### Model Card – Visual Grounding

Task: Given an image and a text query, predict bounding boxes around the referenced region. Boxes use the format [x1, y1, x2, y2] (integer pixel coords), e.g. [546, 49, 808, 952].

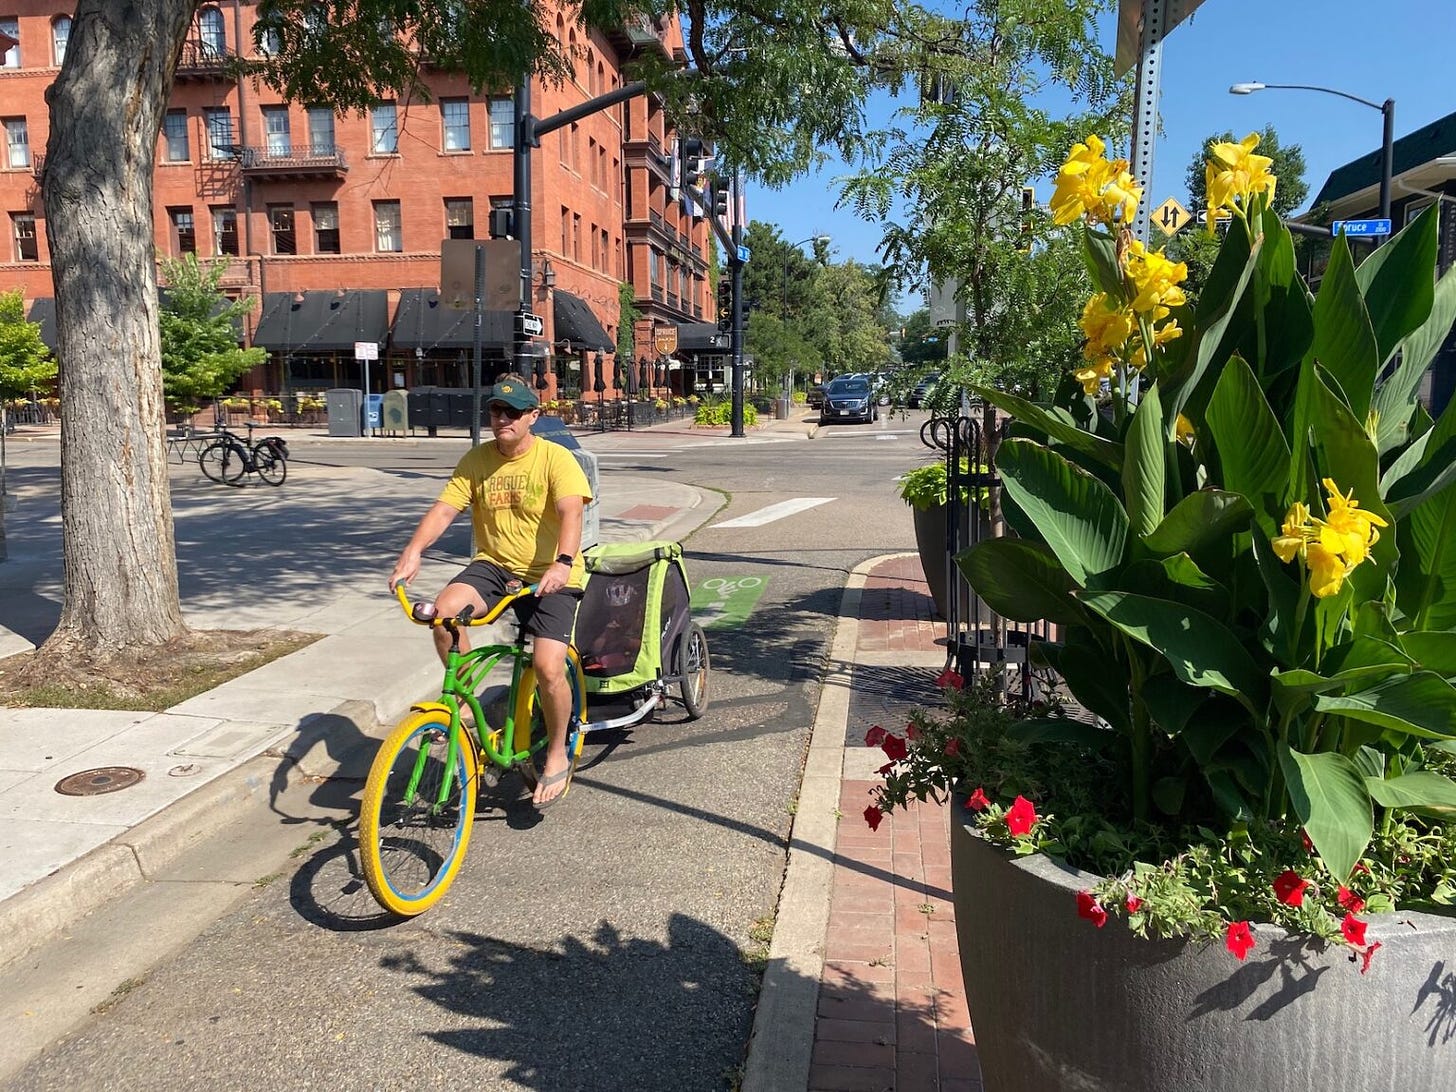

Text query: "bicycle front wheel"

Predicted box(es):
[251, 441, 287, 486]
[198, 440, 245, 485]
[360, 710, 478, 916]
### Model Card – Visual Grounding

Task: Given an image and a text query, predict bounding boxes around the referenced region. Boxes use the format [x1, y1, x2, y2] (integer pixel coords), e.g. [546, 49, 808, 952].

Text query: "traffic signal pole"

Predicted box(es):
[729, 184, 746, 438]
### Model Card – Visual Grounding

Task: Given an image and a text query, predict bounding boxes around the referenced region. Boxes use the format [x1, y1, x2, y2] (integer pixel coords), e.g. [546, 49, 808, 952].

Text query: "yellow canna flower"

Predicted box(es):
[1272, 501, 1313, 563]
[1079, 293, 1135, 360]
[1205, 133, 1277, 218]
[1322, 477, 1387, 533]
[1174, 413, 1196, 446]
[1130, 318, 1182, 371]
[1305, 539, 1351, 599]
[1125, 241, 1188, 318]
[1050, 135, 1142, 227]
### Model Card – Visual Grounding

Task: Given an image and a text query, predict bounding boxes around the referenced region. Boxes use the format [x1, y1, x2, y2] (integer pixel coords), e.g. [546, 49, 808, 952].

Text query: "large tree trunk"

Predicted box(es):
[41, 2, 195, 653]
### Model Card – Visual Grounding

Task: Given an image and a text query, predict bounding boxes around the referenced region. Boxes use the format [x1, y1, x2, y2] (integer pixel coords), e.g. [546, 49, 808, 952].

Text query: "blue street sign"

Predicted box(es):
[737, 244, 751, 263]
[1331, 218, 1392, 238]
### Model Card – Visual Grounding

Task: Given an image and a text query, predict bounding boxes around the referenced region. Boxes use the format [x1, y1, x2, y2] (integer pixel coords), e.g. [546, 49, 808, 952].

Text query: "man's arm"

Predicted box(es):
[389, 500, 462, 590]
[535, 494, 584, 595]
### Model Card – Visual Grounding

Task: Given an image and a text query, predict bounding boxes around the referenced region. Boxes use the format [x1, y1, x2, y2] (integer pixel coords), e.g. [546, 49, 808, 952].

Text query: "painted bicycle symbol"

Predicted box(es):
[700, 576, 763, 598]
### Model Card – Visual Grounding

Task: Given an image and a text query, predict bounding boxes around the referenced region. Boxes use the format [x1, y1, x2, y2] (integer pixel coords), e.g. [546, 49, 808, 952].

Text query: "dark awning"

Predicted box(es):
[553, 290, 613, 351]
[26, 298, 57, 351]
[389, 288, 513, 351]
[250, 290, 388, 352]
[677, 322, 729, 353]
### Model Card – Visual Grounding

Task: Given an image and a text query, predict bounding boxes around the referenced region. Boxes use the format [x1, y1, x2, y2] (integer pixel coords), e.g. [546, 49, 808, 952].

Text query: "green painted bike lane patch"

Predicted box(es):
[690, 575, 768, 629]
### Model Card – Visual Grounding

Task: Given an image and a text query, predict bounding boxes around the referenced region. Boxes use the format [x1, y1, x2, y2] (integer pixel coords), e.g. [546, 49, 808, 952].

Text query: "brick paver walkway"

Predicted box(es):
[808, 555, 983, 1091]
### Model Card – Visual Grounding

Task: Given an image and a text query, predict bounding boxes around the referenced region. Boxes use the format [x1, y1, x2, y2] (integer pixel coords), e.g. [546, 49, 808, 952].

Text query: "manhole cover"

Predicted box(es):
[55, 766, 146, 796]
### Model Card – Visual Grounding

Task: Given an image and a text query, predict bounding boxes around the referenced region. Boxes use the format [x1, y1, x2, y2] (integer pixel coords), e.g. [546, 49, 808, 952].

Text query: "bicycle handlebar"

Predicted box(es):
[392, 581, 539, 628]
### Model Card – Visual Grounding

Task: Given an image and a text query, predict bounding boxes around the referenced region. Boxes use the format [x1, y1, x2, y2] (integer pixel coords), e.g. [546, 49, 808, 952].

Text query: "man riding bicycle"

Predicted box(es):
[389, 375, 592, 807]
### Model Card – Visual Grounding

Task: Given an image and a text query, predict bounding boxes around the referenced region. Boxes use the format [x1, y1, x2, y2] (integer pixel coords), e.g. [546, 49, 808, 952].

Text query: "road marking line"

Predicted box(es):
[592, 451, 669, 458]
[711, 497, 834, 528]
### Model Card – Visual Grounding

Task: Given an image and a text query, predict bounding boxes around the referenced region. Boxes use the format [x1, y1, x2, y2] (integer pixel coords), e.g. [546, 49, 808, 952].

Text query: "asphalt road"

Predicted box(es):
[1, 411, 939, 1090]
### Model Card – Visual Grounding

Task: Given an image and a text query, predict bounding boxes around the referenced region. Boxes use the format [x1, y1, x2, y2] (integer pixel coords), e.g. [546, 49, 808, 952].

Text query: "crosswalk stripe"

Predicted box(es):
[711, 497, 834, 528]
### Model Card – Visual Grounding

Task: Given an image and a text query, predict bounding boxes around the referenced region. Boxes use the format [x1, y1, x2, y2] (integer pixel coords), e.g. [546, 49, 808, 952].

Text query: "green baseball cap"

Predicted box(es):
[486, 377, 540, 411]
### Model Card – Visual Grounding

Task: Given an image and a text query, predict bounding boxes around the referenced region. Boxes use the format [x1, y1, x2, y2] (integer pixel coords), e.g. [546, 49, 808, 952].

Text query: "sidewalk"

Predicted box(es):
[743, 553, 981, 1091]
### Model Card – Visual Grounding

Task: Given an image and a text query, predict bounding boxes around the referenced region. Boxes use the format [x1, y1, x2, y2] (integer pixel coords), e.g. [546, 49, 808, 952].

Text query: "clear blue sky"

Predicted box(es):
[748, 0, 1455, 315]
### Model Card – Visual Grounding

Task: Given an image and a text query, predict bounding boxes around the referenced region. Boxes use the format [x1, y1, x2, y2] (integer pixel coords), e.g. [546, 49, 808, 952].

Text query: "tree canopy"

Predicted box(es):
[158, 255, 266, 417]
[0, 289, 56, 403]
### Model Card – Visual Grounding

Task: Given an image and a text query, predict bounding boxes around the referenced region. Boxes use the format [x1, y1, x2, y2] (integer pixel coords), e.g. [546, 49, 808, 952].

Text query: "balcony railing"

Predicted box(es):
[237, 144, 349, 179]
[605, 16, 670, 59]
[176, 37, 233, 79]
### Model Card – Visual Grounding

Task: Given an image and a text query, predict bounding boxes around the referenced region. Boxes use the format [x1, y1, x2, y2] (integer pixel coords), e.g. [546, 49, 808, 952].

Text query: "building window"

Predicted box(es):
[313, 202, 339, 253]
[374, 200, 401, 252]
[572, 213, 581, 261]
[561, 206, 569, 252]
[269, 205, 296, 255]
[370, 102, 398, 154]
[441, 98, 470, 152]
[649, 248, 659, 285]
[262, 106, 291, 156]
[169, 207, 197, 255]
[198, 7, 225, 57]
[0, 18, 18, 68]
[4, 118, 29, 168]
[488, 96, 512, 150]
[445, 197, 473, 240]
[257, 25, 281, 56]
[12, 213, 37, 262]
[52, 16, 70, 65]
[162, 110, 189, 162]
[601, 229, 609, 272]
[212, 206, 237, 256]
[307, 107, 335, 155]
[204, 107, 234, 159]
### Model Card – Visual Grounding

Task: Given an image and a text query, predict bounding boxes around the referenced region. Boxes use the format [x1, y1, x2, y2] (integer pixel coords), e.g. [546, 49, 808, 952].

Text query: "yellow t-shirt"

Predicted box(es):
[438, 437, 593, 587]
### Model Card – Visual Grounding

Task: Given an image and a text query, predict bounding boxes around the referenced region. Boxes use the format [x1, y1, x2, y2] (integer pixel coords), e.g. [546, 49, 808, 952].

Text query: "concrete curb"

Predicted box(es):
[0, 696, 381, 973]
[739, 552, 915, 1092]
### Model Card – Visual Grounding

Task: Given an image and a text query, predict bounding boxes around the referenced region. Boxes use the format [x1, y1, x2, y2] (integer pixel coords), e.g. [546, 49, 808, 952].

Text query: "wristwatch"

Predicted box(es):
[555, 553, 574, 566]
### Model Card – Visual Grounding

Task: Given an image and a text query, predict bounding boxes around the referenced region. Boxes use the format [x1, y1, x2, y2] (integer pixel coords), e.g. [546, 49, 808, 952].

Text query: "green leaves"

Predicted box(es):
[1353, 202, 1440, 364]
[996, 438, 1128, 585]
[1122, 383, 1166, 537]
[1312, 672, 1456, 740]
[1311, 236, 1379, 421]
[1205, 354, 1290, 533]
[1279, 745, 1371, 882]
[955, 539, 1082, 625]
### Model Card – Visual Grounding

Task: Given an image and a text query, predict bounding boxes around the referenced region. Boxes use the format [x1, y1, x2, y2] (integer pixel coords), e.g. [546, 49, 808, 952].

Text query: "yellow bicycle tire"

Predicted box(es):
[360, 709, 478, 916]
[514, 666, 586, 797]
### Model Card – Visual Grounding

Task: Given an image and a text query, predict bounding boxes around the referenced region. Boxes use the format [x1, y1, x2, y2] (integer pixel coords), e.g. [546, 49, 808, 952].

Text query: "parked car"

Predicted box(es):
[818, 375, 878, 425]
[908, 373, 942, 408]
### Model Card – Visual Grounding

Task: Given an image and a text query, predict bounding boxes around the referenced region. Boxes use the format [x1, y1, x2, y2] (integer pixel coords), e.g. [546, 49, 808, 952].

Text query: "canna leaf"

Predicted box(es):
[996, 439, 1128, 586]
[1279, 745, 1372, 882]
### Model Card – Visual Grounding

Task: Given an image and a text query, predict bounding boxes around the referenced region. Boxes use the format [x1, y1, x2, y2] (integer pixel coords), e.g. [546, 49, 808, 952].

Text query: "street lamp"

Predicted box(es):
[1229, 81, 1394, 226]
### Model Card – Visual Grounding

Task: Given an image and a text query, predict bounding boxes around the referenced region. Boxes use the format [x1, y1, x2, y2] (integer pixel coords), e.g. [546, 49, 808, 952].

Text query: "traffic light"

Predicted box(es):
[713, 182, 730, 222]
[716, 279, 732, 332]
[680, 137, 705, 188]
[1019, 186, 1035, 252]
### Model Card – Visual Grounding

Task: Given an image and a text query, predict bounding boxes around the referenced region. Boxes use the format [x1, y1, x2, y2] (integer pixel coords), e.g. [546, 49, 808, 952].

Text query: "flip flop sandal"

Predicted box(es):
[533, 767, 572, 809]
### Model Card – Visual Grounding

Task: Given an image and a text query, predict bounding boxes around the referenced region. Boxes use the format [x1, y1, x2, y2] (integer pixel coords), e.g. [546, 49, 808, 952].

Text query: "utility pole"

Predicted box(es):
[729, 172, 746, 438]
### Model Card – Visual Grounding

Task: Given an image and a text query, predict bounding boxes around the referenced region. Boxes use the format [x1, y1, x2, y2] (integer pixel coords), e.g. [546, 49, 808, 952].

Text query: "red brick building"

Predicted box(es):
[0, 2, 718, 404]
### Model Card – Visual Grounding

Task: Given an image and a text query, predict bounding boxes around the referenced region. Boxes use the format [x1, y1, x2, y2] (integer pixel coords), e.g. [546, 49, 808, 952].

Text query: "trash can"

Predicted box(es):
[382, 390, 409, 435]
[774, 396, 791, 420]
[326, 388, 362, 437]
[364, 393, 383, 434]
[533, 416, 598, 547]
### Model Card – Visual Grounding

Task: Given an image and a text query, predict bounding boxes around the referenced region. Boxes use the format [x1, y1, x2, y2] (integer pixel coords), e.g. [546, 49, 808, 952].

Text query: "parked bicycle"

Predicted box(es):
[197, 423, 289, 486]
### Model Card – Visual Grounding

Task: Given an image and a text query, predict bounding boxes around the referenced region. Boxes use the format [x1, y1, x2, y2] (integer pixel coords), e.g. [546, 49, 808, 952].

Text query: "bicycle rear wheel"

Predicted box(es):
[251, 441, 287, 485]
[199, 439, 245, 485]
[360, 710, 478, 916]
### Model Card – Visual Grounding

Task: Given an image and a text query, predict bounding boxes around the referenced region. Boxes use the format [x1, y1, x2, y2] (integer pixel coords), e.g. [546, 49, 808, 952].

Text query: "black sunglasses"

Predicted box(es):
[488, 404, 530, 419]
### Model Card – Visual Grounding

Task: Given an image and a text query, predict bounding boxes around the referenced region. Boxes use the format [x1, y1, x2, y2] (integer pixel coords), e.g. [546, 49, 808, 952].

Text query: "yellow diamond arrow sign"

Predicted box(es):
[1154, 196, 1192, 237]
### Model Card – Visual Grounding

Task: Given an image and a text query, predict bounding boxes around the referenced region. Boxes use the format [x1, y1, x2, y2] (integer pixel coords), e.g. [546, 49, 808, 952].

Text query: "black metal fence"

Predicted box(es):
[924, 399, 1050, 700]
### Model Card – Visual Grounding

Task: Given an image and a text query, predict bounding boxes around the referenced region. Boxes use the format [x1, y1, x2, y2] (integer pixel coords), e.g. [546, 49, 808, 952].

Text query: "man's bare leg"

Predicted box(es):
[430, 583, 486, 665]
[531, 637, 573, 805]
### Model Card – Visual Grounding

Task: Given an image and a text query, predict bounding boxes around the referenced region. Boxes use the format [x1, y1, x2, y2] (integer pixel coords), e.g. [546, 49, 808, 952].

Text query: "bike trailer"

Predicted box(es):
[575, 540, 692, 697]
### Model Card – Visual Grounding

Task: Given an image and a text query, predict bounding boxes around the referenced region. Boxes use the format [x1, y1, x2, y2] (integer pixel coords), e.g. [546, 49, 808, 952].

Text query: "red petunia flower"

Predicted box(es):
[865, 725, 887, 748]
[1005, 795, 1038, 837]
[1353, 861, 1371, 874]
[905, 722, 919, 741]
[1272, 869, 1311, 907]
[944, 738, 962, 759]
[1340, 912, 1368, 947]
[881, 733, 908, 762]
[935, 667, 965, 690]
[864, 805, 883, 831]
[1359, 941, 1382, 975]
[1300, 830, 1314, 854]
[1126, 894, 1144, 914]
[1336, 886, 1366, 914]
[1225, 920, 1256, 961]
[965, 787, 990, 812]
[1076, 891, 1108, 928]
[877, 762, 895, 777]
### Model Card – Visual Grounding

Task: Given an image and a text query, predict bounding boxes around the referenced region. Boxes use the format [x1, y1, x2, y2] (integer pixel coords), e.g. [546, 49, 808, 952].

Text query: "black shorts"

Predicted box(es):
[447, 559, 582, 645]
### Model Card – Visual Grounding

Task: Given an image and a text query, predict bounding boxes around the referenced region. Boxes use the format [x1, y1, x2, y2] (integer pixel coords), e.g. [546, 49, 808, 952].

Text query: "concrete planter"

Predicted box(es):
[950, 795, 1456, 1091]
[911, 503, 988, 619]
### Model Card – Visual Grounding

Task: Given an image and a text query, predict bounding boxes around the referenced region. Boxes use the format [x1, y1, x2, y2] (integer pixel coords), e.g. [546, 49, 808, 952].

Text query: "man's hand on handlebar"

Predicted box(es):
[535, 560, 571, 597]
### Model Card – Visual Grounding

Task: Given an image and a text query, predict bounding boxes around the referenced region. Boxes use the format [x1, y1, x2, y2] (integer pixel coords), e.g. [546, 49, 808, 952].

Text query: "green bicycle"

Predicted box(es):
[360, 581, 588, 917]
